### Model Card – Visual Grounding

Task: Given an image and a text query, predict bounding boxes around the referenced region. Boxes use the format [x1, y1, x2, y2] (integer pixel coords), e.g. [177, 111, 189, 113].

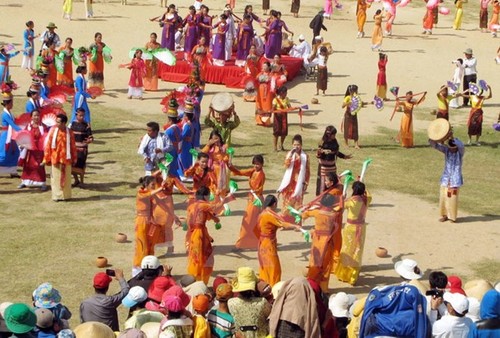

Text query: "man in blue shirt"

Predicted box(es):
[429, 134, 465, 223]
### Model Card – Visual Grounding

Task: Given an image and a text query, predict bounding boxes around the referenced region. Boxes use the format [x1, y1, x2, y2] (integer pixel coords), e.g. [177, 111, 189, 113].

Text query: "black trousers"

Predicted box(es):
[463, 74, 477, 106]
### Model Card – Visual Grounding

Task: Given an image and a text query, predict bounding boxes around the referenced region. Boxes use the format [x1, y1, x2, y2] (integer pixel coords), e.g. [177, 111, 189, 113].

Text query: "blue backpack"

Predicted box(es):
[359, 284, 430, 338]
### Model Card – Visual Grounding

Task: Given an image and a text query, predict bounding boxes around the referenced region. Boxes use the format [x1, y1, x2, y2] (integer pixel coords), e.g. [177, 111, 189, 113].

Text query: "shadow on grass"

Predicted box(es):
[458, 214, 500, 223]
[78, 181, 136, 192]
[69, 194, 133, 201]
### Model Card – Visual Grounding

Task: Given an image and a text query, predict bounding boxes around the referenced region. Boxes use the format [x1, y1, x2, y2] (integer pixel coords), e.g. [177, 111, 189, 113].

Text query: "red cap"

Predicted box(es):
[93, 272, 112, 289]
[447, 275, 466, 296]
[148, 277, 175, 302]
[212, 276, 228, 291]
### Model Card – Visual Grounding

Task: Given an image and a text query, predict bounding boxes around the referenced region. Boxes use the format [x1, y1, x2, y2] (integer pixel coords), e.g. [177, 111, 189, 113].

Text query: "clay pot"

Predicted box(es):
[311, 98, 319, 104]
[115, 233, 127, 243]
[96, 256, 108, 268]
[375, 247, 388, 258]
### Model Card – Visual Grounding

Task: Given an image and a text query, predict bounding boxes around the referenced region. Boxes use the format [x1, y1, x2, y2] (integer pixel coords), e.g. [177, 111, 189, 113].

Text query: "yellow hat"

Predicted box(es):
[232, 267, 257, 292]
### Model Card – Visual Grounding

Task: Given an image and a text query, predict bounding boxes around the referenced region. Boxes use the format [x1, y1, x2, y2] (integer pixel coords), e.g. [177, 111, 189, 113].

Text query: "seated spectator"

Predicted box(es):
[35, 308, 56, 338]
[55, 330, 74, 338]
[448, 275, 466, 295]
[228, 267, 271, 337]
[122, 287, 148, 316]
[207, 283, 235, 338]
[3, 303, 37, 338]
[118, 328, 147, 338]
[79, 270, 130, 331]
[0, 302, 13, 338]
[33, 283, 72, 331]
[426, 271, 448, 325]
[128, 256, 170, 292]
[289, 34, 311, 60]
[159, 286, 191, 316]
[180, 275, 208, 314]
[394, 258, 423, 283]
[158, 296, 193, 338]
[268, 277, 322, 337]
[466, 297, 481, 323]
[468, 289, 500, 337]
[256, 280, 273, 304]
[192, 294, 210, 337]
[329, 292, 356, 338]
[432, 292, 473, 337]
[73, 321, 115, 338]
[145, 276, 175, 312]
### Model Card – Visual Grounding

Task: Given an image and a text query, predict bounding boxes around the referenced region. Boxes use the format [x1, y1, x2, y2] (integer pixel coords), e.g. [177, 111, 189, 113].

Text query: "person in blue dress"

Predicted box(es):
[0, 89, 21, 176]
[177, 98, 195, 179]
[25, 86, 44, 114]
[163, 99, 181, 178]
[71, 65, 94, 124]
[22, 21, 37, 70]
[0, 45, 21, 86]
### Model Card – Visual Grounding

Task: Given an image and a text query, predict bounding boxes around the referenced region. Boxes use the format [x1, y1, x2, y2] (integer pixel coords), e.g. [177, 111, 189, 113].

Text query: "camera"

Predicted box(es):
[425, 289, 444, 298]
[105, 269, 116, 277]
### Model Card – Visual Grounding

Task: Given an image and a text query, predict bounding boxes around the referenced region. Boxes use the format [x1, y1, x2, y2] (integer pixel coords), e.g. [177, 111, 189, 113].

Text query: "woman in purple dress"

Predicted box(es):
[244, 5, 262, 30]
[236, 15, 254, 67]
[264, 11, 293, 59]
[183, 6, 199, 60]
[212, 14, 229, 66]
[198, 5, 212, 47]
[159, 4, 179, 50]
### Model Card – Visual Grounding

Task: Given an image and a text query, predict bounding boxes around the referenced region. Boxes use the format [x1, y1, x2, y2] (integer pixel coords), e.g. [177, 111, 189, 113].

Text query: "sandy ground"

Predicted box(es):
[1, 0, 499, 296]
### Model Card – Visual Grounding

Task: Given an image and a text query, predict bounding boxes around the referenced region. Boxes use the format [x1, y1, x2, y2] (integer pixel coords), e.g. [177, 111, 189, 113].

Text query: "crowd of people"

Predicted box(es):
[0, 256, 499, 337]
[0, 0, 499, 337]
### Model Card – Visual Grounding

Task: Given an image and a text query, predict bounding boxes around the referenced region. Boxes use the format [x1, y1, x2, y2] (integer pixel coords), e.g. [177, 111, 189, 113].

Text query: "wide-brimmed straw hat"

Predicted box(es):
[46, 22, 58, 29]
[463, 48, 473, 55]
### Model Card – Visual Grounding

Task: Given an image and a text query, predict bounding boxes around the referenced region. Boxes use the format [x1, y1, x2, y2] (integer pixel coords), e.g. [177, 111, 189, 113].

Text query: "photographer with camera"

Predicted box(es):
[79, 269, 130, 332]
[426, 271, 448, 325]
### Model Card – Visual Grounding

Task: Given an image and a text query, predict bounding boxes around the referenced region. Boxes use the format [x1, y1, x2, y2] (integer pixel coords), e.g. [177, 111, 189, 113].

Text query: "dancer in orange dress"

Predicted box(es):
[394, 91, 427, 148]
[184, 152, 217, 196]
[41, 40, 58, 88]
[201, 130, 230, 199]
[277, 134, 310, 223]
[57, 37, 74, 87]
[133, 175, 164, 276]
[356, 0, 370, 38]
[88, 32, 111, 89]
[187, 186, 220, 284]
[151, 171, 191, 255]
[422, 0, 437, 34]
[144, 32, 161, 91]
[229, 155, 266, 250]
[302, 194, 340, 292]
[256, 195, 301, 286]
[255, 62, 274, 127]
[371, 9, 384, 51]
[190, 37, 209, 81]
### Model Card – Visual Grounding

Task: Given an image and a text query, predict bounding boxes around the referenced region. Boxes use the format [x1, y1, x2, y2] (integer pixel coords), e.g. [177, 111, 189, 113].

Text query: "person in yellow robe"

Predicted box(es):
[395, 91, 427, 148]
[335, 181, 372, 285]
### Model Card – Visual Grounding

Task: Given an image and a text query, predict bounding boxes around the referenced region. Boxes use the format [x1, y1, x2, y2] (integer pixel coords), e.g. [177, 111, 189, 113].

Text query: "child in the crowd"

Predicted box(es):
[272, 86, 291, 152]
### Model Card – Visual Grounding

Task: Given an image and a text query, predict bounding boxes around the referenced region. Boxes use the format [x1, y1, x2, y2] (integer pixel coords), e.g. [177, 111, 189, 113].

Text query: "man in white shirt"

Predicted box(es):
[432, 292, 473, 338]
[39, 22, 61, 50]
[224, 6, 237, 61]
[462, 48, 477, 107]
[289, 34, 311, 60]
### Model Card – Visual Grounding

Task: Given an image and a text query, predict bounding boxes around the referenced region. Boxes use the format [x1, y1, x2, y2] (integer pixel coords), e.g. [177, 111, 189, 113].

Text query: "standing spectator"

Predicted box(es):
[39, 23, 61, 50]
[70, 109, 93, 186]
[3, 303, 37, 338]
[80, 270, 130, 332]
[462, 48, 477, 107]
[137, 122, 167, 176]
[432, 292, 473, 337]
[429, 133, 464, 223]
[207, 284, 235, 338]
[43, 114, 77, 202]
[468, 289, 500, 336]
[310, 10, 327, 44]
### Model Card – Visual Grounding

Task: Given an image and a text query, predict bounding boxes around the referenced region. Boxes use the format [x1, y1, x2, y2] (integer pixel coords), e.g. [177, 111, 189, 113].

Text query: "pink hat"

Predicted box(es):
[163, 296, 184, 313]
[160, 286, 190, 309]
[447, 276, 466, 296]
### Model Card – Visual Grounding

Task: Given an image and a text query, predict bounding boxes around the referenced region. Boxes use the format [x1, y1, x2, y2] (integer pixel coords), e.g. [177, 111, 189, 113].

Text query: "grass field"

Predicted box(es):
[0, 96, 498, 326]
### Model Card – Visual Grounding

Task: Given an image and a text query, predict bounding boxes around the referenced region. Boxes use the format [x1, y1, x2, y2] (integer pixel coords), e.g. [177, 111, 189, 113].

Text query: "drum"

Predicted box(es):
[427, 118, 451, 143]
[210, 92, 234, 119]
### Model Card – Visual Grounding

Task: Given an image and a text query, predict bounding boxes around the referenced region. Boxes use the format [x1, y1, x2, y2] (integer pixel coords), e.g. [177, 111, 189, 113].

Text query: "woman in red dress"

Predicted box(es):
[376, 53, 388, 100]
[18, 110, 48, 191]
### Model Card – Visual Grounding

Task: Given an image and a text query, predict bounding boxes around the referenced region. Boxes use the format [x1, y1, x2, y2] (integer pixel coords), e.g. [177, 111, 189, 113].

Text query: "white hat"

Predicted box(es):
[443, 291, 469, 315]
[298, 34, 305, 41]
[122, 286, 148, 308]
[271, 281, 285, 300]
[466, 297, 480, 322]
[141, 256, 160, 270]
[328, 292, 356, 318]
[314, 35, 323, 41]
[394, 259, 423, 280]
